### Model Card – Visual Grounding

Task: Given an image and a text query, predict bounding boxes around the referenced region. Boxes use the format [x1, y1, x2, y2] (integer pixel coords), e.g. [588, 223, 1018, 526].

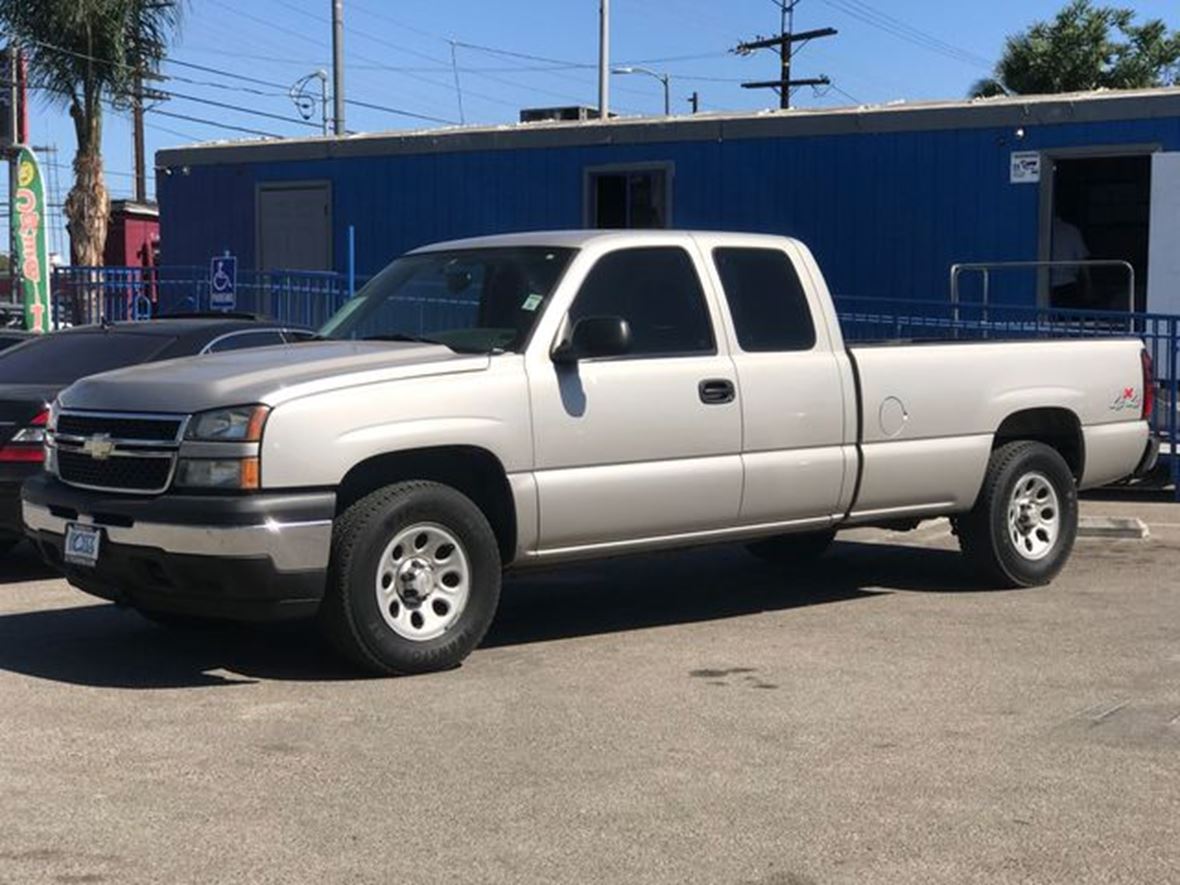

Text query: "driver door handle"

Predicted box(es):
[698, 378, 736, 405]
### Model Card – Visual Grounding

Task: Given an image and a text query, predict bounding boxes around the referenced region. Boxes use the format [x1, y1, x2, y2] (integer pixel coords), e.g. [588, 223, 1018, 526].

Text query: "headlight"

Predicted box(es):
[175, 457, 260, 490]
[186, 405, 270, 442]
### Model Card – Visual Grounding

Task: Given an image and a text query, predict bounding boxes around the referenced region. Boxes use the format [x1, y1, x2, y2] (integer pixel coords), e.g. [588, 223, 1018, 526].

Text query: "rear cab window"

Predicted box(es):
[712, 247, 817, 352]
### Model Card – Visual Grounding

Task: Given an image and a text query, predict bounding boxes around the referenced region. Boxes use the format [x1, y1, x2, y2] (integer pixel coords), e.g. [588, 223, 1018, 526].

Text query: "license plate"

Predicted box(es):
[64, 523, 101, 567]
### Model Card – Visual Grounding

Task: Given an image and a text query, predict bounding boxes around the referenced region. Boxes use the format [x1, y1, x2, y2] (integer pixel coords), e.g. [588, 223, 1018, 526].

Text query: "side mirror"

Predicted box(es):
[553, 316, 631, 364]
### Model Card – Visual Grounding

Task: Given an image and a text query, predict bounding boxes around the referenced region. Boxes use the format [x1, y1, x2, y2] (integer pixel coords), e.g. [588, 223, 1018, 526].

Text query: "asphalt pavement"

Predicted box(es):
[0, 499, 1177, 884]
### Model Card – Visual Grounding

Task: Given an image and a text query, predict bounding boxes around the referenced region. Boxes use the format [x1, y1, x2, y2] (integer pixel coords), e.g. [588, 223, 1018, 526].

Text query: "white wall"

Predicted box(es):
[1147, 152, 1180, 315]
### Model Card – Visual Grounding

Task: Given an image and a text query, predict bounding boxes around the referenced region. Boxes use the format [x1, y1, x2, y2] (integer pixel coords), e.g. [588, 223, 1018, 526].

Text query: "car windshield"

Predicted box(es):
[320, 247, 577, 353]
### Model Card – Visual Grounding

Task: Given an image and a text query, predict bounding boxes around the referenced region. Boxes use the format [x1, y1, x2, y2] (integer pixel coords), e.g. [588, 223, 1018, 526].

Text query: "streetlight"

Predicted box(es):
[612, 65, 671, 116]
[290, 69, 330, 135]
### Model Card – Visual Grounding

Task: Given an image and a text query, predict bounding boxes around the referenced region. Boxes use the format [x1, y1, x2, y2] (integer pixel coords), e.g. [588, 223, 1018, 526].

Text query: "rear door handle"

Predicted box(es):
[699, 378, 736, 405]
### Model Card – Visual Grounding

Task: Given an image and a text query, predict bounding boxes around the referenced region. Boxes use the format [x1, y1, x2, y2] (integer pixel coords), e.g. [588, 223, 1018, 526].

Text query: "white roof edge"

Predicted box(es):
[410, 229, 799, 252]
[157, 86, 1180, 154]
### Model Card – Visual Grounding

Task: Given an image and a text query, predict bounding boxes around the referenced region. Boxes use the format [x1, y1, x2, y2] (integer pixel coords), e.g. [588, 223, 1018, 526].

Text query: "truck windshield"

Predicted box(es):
[321, 247, 577, 353]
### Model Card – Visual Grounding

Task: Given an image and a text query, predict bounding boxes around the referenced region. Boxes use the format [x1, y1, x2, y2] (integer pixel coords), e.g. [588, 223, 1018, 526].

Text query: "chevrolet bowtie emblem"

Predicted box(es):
[81, 433, 116, 460]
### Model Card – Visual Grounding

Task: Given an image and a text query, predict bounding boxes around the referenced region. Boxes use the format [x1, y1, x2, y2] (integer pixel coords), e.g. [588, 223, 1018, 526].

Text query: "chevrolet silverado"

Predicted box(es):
[23, 231, 1157, 674]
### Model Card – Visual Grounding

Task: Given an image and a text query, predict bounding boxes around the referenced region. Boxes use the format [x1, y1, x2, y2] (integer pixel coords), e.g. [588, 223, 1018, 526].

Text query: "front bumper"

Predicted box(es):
[23, 473, 335, 621]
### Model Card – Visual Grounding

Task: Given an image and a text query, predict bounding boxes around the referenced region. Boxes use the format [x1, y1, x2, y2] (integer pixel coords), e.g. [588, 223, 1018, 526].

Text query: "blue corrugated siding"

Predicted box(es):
[158, 115, 1180, 307]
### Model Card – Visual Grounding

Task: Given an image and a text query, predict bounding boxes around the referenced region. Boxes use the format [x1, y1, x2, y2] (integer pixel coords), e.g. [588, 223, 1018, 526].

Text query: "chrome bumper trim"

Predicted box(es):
[1134, 435, 1161, 478]
[23, 501, 331, 572]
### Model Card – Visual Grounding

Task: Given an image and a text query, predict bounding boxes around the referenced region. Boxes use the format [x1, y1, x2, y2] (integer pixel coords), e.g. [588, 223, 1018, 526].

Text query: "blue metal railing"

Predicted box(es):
[49, 265, 367, 329]
[836, 295, 1179, 494]
[40, 269, 1180, 493]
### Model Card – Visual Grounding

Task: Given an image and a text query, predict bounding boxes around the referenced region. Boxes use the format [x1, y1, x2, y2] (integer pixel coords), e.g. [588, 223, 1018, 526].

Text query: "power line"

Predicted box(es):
[148, 108, 282, 138]
[162, 87, 320, 128]
[817, 0, 992, 70]
[42, 159, 141, 180]
[147, 121, 204, 141]
[827, 83, 863, 104]
[19, 35, 314, 131]
[164, 60, 456, 125]
[215, 0, 514, 118]
[21, 31, 458, 132]
[174, 45, 328, 68]
[272, 0, 651, 114]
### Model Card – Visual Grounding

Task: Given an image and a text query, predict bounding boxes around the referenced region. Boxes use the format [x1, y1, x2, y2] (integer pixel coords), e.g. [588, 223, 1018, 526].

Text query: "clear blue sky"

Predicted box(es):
[12, 0, 1180, 258]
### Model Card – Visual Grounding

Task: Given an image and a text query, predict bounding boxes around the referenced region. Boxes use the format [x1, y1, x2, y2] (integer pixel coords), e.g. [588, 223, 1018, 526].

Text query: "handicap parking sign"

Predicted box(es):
[210, 255, 237, 311]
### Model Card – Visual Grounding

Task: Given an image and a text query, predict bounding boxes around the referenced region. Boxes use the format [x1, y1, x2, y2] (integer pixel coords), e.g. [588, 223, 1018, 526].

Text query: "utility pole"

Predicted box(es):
[132, 66, 146, 202]
[331, 0, 345, 135]
[688, 91, 699, 114]
[735, 1, 836, 109]
[597, 0, 609, 119]
[129, 68, 166, 202]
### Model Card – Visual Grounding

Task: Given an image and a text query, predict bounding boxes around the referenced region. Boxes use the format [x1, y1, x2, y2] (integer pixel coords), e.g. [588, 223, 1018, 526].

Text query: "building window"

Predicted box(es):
[586, 166, 670, 229]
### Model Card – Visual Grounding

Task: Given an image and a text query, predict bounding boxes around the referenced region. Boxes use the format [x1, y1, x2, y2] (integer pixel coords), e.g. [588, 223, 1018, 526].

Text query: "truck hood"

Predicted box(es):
[58, 340, 490, 414]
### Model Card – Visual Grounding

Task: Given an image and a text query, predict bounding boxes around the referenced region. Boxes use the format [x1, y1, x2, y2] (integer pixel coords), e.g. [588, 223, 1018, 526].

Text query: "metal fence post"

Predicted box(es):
[348, 224, 356, 297]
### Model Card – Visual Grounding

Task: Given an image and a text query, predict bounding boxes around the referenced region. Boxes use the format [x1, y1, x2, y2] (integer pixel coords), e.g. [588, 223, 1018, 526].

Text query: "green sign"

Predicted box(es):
[11, 146, 51, 333]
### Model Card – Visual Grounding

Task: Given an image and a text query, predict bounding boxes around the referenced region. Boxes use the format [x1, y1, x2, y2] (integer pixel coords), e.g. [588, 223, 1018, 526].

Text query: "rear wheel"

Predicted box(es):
[0, 533, 21, 555]
[747, 529, 837, 566]
[318, 481, 501, 676]
[956, 441, 1078, 588]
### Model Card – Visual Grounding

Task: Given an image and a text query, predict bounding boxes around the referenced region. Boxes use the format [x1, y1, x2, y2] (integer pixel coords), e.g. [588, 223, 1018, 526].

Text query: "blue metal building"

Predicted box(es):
[156, 88, 1180, 314]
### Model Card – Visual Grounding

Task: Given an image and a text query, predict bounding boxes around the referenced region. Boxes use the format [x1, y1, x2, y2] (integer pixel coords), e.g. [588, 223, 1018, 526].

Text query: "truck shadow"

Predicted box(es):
[0, 541, 988, 689]
[485, 540, 988, 647]
[0, 541, 63, 585]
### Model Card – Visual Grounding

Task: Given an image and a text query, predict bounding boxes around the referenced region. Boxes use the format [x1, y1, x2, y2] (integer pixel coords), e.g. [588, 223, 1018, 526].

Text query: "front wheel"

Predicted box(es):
[318, 481, 502, 676]
[956, 441, 1078, 588]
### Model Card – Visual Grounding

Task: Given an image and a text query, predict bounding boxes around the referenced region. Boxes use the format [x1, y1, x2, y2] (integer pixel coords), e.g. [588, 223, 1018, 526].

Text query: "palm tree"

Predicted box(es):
[0, 0, 183, 266]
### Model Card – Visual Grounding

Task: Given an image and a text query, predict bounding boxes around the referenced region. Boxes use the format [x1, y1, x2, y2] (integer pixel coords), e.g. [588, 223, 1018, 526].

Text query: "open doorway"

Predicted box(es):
[1048, 155, 1151, 312]
[585, 164, 671, 229]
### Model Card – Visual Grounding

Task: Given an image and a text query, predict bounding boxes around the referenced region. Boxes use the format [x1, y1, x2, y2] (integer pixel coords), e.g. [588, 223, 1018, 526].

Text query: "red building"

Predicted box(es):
[104, 200, 159, 269]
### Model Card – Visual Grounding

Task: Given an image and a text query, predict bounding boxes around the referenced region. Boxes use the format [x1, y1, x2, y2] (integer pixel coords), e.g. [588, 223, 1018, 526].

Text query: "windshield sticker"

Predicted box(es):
[521, 293, 544, 312]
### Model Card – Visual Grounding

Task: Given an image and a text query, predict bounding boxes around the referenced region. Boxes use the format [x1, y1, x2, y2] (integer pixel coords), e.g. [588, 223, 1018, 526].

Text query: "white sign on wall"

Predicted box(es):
[1010, 151, 1042, 184]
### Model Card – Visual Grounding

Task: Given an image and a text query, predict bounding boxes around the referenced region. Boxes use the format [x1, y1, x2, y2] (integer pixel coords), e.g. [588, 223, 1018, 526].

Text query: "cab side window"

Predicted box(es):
[713, 248, 817, 352]
[569, 247, 714, 357]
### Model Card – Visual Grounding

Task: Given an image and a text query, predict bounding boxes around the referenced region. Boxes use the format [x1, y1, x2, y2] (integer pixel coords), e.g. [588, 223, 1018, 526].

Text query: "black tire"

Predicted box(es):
[956, 441, 1078, 588]
[136, 609, 228, 630]
[318, 481, 501, 676]
[747, 529, 837, 566]
[0, 533, 21, 555]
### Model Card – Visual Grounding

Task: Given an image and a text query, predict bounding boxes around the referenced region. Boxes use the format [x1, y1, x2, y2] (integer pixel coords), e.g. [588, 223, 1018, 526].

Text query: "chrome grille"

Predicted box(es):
[52, 410, 186, 494]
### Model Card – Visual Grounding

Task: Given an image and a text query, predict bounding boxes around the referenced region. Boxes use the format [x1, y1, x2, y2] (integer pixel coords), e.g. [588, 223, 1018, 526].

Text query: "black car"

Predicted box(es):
[0, 329, 32, 352]
[0, 317, 314, 551]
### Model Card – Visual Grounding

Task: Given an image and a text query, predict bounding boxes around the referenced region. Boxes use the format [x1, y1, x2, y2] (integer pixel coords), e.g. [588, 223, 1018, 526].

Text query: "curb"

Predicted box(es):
[1077, 517, 1150, 540]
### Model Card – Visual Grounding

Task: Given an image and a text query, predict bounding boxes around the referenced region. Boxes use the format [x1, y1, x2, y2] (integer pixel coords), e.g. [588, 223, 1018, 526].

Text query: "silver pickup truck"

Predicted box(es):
[23, 231, 1156, 674]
